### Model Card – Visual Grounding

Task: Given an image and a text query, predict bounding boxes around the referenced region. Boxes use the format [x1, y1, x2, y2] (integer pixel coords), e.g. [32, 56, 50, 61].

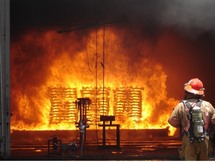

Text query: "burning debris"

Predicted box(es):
[48, 87, 77, 125]
[10, 28, 178, 136]
[48, 86, 144, 128]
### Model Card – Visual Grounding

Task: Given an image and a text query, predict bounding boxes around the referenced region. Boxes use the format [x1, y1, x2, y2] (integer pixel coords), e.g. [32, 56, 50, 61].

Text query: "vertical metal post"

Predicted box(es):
[0, 0, 10, 159]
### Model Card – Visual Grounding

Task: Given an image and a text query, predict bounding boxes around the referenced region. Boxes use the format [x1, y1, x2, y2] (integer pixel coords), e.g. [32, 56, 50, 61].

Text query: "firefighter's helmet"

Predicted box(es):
[184, 78, 205, 95]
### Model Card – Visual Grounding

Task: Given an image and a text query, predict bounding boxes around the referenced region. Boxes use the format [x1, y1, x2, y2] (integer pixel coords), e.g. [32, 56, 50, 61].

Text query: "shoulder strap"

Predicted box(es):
[181, 100, 192, 110]
[196, 99, 202, 107]
[181, 99, 202, 109]
[181, 100, 192, 120]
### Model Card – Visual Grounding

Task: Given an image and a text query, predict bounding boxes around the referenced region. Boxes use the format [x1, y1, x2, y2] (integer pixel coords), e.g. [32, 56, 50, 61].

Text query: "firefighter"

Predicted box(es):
[168, 78, 215, 160]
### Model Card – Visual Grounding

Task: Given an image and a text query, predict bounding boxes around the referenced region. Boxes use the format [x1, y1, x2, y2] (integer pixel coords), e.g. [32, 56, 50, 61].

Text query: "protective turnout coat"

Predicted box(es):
[168, 99, 215, 132]
[168, 98, 215, 160]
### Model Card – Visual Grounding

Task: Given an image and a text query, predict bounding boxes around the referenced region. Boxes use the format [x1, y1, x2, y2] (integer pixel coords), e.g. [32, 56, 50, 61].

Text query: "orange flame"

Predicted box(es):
[11, 27, 178, 136]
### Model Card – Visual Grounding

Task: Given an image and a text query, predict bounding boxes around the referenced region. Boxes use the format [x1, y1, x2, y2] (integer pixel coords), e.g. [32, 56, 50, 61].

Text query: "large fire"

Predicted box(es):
[10, 27, 178, 135]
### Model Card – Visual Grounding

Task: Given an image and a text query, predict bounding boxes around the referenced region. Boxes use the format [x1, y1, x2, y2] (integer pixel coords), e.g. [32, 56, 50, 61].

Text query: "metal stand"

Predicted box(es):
[98, 115, 120, 148]
[75, 98, 91, 156]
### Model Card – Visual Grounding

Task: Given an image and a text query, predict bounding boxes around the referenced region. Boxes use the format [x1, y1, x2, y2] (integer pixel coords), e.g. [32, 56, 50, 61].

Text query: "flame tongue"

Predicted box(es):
[11, 28, 177, 136]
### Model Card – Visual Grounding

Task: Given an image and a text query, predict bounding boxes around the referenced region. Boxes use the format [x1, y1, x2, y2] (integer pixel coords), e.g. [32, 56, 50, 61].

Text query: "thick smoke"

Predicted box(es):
[161, 0, 215, 36]
[109, 0, 215, 37]
[11, 0, 215, 37]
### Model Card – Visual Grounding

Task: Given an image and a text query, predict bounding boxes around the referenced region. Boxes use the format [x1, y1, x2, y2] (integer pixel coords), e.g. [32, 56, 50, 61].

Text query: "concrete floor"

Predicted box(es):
[4, 130, 215, 160]
[9, 139, 181, 160]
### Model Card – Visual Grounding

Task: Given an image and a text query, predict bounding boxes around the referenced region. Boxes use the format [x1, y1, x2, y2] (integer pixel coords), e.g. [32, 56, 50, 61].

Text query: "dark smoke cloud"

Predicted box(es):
[11, 0, 215, 37]
[109, 0, 215, 38]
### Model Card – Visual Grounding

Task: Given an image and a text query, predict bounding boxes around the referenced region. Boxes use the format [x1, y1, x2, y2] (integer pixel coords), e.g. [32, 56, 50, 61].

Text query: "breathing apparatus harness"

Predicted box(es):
[181, 99, 206, 143]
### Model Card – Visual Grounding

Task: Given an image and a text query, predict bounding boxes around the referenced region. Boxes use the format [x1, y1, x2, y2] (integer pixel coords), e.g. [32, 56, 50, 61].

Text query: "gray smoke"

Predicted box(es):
[113, 0, 215, 37]
[161, 0, 215, 34]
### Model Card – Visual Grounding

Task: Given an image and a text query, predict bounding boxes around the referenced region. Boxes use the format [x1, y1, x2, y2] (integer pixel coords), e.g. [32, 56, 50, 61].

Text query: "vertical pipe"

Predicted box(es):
[95, 27, 99, 144]
[102, 15, 106, 115]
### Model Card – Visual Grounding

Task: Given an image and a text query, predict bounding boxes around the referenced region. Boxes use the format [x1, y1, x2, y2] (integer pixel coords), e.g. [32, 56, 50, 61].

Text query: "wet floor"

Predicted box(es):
[8, 139, 181, 160]
[6, 130, 215, 160]
[8, 140, 215, 160]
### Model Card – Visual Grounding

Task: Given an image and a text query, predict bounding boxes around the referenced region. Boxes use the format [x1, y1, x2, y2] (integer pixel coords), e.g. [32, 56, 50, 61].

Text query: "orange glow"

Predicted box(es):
[11, 27, 178, 136]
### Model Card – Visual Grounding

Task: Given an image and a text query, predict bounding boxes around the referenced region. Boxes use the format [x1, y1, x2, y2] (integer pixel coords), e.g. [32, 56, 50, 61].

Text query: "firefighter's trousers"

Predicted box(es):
[179, 134, 209, 160]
